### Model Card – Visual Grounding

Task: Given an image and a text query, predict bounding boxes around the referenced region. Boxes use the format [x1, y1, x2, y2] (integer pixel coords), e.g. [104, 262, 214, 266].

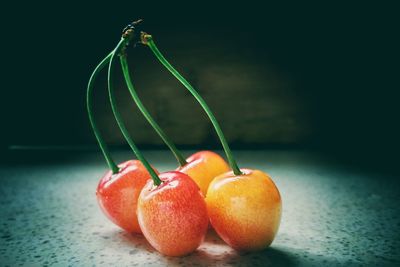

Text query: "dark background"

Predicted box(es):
[1, 2, 398, 172]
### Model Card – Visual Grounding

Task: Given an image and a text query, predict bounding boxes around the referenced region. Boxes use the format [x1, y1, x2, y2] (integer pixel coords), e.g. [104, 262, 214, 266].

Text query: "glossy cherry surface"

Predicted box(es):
[176, 151, 230, 196]
[137, 171, 208, 256]
[96, 160, 156, 233]
[206, 169, 282, 251]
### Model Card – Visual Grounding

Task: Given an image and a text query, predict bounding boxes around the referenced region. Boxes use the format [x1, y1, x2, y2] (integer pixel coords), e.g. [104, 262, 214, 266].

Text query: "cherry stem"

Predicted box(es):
[86, 51, 119, 174]
[142, 33, 242, 175]
[119, 55, 187, 167]
[108, 38, 162, 185]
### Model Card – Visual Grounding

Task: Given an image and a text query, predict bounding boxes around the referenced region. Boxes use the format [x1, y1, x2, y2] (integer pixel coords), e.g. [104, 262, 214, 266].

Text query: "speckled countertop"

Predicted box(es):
[0, 150, 399, 266]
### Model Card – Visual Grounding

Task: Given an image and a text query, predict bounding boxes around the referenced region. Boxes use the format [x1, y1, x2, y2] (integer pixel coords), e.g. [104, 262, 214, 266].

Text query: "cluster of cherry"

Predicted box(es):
[87, 21, 282, 257]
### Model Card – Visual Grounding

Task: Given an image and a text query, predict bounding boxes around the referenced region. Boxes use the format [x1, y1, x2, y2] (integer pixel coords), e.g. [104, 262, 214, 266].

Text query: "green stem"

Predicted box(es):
[119, 55, 187, 167]
[108, 39, 161, 185]
[86, 52, 119, 174]
[144, 35, 242, 175]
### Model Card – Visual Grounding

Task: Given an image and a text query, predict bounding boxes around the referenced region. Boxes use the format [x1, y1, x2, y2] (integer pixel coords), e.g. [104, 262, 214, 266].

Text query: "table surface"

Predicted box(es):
[0, 150, 399, 267]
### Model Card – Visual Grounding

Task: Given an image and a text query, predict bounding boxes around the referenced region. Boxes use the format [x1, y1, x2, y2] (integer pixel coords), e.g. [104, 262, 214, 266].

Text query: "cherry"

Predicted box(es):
[103, 36, 207, 256]
[96, 160, 157, 233]
[137, 171, 208, 256]
[206, 169, 282, 251]
[176, 150, 229, 196]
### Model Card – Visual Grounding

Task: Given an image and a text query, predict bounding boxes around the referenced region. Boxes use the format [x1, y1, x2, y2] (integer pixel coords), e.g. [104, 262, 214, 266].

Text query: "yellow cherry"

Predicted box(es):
[206, 168, 282, 251]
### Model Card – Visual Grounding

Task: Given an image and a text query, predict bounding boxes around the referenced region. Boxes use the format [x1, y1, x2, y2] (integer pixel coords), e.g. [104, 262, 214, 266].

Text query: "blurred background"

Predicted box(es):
[1, 2, 398, 173]
[2, 4, 400, 266]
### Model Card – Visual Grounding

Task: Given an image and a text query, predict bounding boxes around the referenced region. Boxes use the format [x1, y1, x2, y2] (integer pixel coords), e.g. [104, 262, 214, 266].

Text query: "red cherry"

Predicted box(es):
[137, 171, 208, 256]
[96, 160, 158, 233]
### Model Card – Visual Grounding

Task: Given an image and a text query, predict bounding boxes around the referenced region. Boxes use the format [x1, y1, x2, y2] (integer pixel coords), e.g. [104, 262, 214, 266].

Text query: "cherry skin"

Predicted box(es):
[96, 160, 157, 233]
[206, 169, 282, 251]
[176, 151, 230, 196]
[137, 171, 209, 256]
